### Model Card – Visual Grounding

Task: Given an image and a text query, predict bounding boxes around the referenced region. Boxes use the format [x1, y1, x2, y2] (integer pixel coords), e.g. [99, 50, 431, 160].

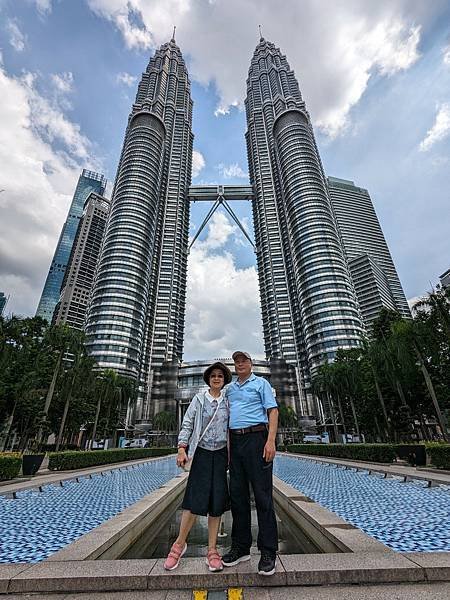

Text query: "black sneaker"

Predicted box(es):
[222, 547, 251, 567]
[258, 552, 276, 576]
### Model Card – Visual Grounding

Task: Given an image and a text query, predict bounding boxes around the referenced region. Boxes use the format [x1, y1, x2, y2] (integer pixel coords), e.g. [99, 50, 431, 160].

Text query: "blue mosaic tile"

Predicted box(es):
[274, 455, 450, 553]
[0, 457, 179, 564]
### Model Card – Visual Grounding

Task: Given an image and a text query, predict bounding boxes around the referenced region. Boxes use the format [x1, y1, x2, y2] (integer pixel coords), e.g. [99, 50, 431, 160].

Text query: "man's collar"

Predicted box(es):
[236, 372, 256, 386]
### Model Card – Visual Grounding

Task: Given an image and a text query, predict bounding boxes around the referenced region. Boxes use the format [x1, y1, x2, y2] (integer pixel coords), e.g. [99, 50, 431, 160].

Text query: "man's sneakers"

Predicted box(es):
[163, 541, 187, 570]
[258, 552, 276, 576]
[222, 546, 251, 566]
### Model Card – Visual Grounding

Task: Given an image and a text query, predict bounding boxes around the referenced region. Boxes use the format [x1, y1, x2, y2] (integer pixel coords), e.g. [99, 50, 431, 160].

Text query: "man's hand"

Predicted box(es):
[177, 447, 188, 468]
[263, 439, 276, 462]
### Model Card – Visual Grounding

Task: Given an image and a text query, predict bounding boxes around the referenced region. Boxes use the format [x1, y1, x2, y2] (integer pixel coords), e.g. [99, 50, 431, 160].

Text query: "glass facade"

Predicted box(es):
[245, 38, 364, 419]
[36, 170, 107, 323]
[327, 176, 411, 327]
[85, 37, 193, 423]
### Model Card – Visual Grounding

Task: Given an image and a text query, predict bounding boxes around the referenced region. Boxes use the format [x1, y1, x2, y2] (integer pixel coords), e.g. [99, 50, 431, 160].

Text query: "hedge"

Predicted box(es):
[0, 453, 22, 481]
[286, 443, 396, 463]
[48, 447, 177, 471]
[425, 444, 450, 470]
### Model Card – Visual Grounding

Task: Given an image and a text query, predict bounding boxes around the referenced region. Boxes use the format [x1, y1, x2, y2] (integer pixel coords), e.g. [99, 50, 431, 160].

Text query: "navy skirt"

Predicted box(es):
[182, 446, 230, 517]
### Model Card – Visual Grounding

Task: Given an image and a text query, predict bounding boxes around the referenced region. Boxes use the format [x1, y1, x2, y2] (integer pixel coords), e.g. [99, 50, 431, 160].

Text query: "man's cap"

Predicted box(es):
[232, 350, 252, 361]
[203, 361, 233, 386]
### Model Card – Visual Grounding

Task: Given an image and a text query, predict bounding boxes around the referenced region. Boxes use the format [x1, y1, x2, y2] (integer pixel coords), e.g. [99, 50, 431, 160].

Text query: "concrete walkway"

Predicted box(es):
[1, 582, 450, 599]
[283, 453, 450, 487]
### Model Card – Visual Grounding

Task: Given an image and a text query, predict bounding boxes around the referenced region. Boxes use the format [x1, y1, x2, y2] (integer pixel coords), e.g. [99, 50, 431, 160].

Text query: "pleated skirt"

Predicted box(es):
[181, 446, 230, 517]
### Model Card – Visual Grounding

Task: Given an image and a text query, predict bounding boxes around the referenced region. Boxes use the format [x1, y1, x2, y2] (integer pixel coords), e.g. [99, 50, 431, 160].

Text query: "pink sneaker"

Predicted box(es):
[206, 548, 223, 572]
[164, 542, 187, 571]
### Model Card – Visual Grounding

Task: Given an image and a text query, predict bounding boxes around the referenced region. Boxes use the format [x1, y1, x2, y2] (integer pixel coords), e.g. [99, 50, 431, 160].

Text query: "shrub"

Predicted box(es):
[426, 443, 450, 470]
[48, 447, 177, 471]
[0, 453, 22, 481]
[286, 443, 396, 463]
[393, 444, 427, 466]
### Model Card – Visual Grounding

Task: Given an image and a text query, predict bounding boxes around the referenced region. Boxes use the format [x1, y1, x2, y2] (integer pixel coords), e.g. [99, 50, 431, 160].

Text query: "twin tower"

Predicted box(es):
[84, 35, 364, 424]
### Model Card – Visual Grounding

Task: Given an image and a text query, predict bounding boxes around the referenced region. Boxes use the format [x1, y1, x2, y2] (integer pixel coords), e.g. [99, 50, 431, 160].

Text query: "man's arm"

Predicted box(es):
[263, 407, 278, 462]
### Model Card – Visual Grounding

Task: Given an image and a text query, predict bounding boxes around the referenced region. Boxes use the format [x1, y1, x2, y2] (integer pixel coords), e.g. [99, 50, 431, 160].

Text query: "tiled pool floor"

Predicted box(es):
[0, 458, 179, 564]
[274, 455, 450, 553]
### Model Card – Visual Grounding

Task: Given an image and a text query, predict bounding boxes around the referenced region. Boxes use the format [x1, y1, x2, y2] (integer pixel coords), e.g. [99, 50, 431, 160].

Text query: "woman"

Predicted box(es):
[164, 361, 232, 572]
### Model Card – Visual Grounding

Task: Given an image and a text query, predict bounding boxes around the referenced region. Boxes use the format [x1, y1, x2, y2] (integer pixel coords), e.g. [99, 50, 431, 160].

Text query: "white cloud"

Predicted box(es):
[30, 0, 52, 15]
[217, 163, 248, 179]
[51, 72, 74, 94]
[443, 44, 450, 65]
[185, 211, 264, 359]
[86, 0, 426, 138]
[6, 19, 27, 52]
[419, 103, 450, 151]
[116, 72, 137, 87]
[192, 149, 205, 178]
[0, 63, 99, 316]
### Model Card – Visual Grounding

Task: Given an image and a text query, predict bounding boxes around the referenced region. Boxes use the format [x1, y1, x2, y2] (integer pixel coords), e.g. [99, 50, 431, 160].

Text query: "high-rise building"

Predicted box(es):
[36, 170, 107, 323]
[85, 35, 193, 425]
[245, 37, 363, 417]
[53, 193, 110, 330]
[440, 268, 450, 289]
[327, 177, 410, 328]
[0, 292, 8, 316]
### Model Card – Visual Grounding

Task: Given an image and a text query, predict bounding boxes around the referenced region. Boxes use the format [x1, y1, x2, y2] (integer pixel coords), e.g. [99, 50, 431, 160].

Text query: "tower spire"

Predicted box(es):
[171, 25, 176, 42]
[258, 24, 263, 41]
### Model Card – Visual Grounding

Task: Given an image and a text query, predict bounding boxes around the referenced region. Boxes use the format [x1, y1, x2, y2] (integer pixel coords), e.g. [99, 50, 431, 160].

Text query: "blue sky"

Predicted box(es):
[1, 0, 450, 358]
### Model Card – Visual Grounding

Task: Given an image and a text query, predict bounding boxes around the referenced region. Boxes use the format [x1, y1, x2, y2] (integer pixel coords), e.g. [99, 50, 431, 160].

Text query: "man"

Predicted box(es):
[222, 351, 279, 576]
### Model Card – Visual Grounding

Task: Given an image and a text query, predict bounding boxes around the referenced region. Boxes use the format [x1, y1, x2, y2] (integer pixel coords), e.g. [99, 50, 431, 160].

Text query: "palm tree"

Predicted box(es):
[55, 331, 95, 451]
[90, 369, 118, 450]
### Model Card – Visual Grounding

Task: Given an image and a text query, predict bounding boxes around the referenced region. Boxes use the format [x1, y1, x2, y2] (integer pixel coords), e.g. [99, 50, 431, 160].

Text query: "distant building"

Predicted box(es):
[0, 292, 8, 316]
[440, 268, 450, 289]
[53, 193, 110, 330]
[327, 177, 410, 329]
[36, 170, 107, 323]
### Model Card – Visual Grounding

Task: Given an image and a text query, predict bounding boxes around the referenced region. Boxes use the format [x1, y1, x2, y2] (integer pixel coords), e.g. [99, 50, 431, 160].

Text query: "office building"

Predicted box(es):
[245, 37, 363, 416]
[0, 292, 8, 316]
[327, 177, 410, 328]
[440, 268, 450, 289]
[85, 35, 193, 425]
[36, 170, 107, 323]
[53, 193, 110, 330]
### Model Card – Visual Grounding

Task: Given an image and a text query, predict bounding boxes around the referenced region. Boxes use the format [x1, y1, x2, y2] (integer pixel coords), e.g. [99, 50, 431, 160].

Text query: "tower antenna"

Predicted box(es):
[259, 24, 263, 40]
[172, 25, 176, 41]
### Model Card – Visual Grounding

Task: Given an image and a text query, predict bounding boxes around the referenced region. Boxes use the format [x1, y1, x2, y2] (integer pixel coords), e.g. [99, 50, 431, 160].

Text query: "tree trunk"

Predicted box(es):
[371, 366, 391, 438]
[90, 394, 103, 450]
[349, 396, 361, 439]
[36, 349, 63, 445]
[414, 344, 449, 442]
[336, 394, 347, 437]
[0, 401, 17, 451]
[327, 392, 340, 442]
[55, 376, 75, 452]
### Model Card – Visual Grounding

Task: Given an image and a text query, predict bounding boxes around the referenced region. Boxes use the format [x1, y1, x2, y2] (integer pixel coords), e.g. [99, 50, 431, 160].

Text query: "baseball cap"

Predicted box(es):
[232, 350, 252, 361]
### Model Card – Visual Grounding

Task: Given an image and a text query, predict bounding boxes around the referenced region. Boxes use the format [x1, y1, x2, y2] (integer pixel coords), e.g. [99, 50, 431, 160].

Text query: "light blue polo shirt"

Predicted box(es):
[227, 373, 278, 429]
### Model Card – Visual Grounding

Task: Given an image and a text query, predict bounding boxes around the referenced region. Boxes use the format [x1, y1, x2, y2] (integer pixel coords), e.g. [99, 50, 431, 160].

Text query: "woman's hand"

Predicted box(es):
[177, 447, 188, 468]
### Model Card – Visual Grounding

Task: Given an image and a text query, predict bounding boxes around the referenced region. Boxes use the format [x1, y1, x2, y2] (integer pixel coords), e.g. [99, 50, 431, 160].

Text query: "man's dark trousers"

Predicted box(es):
[229, 429, 278, 556]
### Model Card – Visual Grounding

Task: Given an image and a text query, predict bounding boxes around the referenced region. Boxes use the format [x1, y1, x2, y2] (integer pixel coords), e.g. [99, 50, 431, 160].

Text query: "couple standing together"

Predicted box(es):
[164, 351, 279, 576]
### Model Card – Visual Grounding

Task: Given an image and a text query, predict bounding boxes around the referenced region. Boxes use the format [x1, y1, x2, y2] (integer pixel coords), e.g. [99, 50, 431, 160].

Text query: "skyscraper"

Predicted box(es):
[36, 170, 107, 323]
[327, 177, 410, 327]
[245, 37, 363, 416]
[53, 192, 110, 330]
[0, 292, 8, 316]
[440, 268, 450, 290]
[85, 35, 193, 424]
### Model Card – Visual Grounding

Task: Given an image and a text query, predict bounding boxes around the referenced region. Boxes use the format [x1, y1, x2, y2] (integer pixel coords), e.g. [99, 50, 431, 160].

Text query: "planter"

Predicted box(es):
[22, 453, 45, 476]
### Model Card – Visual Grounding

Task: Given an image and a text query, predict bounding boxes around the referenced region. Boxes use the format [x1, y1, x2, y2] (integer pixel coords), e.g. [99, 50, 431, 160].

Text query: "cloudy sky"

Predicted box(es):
[0, 0, 450, 360]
